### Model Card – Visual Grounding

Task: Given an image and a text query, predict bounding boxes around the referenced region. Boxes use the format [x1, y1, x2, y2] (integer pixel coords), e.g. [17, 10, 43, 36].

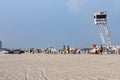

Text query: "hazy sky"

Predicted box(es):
[0, 0, 120, 49]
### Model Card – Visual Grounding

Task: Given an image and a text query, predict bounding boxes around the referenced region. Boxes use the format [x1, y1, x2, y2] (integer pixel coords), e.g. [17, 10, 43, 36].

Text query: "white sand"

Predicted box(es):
[0, 53, 120, 80]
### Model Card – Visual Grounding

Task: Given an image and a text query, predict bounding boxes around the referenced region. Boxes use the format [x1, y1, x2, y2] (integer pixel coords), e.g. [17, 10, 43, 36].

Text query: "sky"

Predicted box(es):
[0, 0, 120, 49]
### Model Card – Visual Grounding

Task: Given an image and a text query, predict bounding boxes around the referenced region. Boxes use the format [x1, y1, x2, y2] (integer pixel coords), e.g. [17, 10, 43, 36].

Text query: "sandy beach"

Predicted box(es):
[0, 53, 120, 80]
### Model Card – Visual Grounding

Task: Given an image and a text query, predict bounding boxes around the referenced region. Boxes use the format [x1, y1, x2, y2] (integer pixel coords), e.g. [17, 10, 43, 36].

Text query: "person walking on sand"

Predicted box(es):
[100, 45, 103, 55]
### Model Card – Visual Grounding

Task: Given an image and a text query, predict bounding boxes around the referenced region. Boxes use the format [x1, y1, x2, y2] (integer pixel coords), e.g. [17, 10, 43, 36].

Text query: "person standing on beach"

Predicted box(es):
[99, 45, 103, 55]
[67, 45, 70, 54]
[63, 45, 67, 54]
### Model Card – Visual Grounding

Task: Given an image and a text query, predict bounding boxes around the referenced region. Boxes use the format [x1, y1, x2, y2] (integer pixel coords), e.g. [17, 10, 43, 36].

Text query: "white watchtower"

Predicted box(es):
[93, 11, 111, 47]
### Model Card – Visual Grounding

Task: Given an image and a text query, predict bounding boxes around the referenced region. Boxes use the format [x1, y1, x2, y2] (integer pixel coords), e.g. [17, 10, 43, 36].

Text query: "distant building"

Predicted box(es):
[0, 41, 2, 49]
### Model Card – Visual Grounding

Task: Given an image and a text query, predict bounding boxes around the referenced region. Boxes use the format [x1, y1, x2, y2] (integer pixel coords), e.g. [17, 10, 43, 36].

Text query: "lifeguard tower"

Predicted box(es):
[93, 11, 111, 47]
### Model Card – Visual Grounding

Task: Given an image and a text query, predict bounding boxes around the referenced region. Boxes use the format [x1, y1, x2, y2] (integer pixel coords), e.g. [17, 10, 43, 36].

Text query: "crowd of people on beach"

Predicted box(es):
[28, 45, 81, 54]
[27, 45, 120, 55]
[0, 45, 120, 55]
